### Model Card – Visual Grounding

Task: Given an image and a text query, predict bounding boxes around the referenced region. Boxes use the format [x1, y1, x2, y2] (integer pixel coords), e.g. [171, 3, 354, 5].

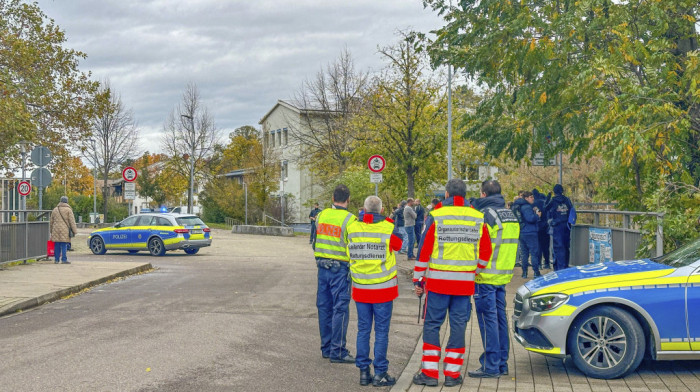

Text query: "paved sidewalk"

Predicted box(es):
[0, 260, 152, 317]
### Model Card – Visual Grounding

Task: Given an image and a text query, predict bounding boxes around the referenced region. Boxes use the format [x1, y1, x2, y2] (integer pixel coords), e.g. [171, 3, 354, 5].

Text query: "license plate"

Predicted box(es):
[190, 229, 202, 234]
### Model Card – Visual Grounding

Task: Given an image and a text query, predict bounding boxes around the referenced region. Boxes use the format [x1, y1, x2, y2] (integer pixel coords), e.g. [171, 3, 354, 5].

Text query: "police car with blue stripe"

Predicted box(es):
[513, 238, 700, 378]
[88, 213, 212, 256]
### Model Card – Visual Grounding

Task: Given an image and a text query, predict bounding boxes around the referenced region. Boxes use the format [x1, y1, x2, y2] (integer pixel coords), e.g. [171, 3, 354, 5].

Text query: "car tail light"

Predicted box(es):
[203, 228, 211, 232]
[174, 229, 189, 234]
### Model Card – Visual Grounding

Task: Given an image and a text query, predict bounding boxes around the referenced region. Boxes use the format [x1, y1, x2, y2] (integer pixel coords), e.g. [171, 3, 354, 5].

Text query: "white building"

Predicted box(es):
[259, 100, 324, 224]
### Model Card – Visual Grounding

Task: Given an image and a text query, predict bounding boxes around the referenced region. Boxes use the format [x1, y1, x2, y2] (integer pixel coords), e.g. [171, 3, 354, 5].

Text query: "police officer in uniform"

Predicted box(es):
[469, 180, 520, 378]
[412, 179, 493, 387]
[546, 184, 574, 271]
[346, 196, 403, 386]
[314, 184, 357, 363]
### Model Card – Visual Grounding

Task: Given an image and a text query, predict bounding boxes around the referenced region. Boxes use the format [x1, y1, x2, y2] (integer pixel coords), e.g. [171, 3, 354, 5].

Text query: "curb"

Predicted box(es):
[0, 263, 153, 318]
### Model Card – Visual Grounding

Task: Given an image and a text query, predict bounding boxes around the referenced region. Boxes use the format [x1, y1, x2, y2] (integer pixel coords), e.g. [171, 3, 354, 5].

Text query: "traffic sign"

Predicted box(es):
[533, 153, 556, 166]
[17, 181, 31, 196]
[122, 166, 138, 182]
[30, 167, 52, 188]
[124, 190, 136, 200]
[124, 182, 136, 191]
[368, 155, 386, 173]
[370, 173, 383, 183]
[30, 146, 52, 167]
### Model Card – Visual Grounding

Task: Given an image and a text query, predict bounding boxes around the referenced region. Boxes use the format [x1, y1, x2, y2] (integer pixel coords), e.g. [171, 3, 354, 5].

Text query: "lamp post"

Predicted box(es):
[181, 114, 196, 215]
[91, 139, 97, 223]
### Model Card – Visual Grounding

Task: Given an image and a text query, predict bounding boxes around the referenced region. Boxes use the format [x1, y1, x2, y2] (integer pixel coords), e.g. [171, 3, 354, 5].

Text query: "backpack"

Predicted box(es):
[568, 203, 577, 226]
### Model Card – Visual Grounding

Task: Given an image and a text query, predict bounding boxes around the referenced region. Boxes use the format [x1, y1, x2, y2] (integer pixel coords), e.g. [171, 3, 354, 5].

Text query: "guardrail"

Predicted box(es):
[569, 209, 664, 266]
[0, 210, 53, 265]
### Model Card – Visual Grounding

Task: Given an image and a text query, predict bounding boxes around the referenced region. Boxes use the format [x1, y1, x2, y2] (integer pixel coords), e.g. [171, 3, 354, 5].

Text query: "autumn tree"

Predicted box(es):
[424, 0, 700, 247]
[162, 83, 219, 213]
[84, 81, 140, 217]
[289, 48, 368, 183]
[0, 0, 99, 169]
[354, 31, 448, 198]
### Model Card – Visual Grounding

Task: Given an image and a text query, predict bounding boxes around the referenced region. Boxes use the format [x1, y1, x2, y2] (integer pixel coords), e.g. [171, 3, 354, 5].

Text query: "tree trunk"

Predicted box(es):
[102, 169, 109, 220]
[406, 168, 415, 198]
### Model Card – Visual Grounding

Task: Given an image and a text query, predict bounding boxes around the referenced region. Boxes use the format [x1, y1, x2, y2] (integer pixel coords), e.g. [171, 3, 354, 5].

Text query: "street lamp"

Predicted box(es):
[91, 139, 97, 223]
[181, 114, 196, 215]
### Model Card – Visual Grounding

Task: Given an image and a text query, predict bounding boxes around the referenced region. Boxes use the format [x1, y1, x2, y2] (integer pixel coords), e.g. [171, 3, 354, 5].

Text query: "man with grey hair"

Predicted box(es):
[50, 196, 78, 264]
[346, 195, 403, 386]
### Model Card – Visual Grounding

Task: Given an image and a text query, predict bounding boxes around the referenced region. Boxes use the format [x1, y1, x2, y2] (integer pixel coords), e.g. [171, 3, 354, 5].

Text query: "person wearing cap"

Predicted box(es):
[545, 184, 574, 270]
[50, 196, 78, 264]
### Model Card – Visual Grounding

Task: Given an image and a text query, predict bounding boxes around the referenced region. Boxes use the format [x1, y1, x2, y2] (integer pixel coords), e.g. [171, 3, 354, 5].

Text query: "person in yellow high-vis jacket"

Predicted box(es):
[468, 180, 520, 378]
[346, 195, 404, 387]
[314, 184, 357, 364]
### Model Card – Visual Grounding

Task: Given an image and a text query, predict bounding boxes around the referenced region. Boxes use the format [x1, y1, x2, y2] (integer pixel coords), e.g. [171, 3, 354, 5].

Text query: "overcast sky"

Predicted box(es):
[35, 0, 444, 152]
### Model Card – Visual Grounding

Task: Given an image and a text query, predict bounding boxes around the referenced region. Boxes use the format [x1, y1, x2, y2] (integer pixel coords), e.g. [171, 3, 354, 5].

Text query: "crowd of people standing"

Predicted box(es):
[309, 178, 574, 387]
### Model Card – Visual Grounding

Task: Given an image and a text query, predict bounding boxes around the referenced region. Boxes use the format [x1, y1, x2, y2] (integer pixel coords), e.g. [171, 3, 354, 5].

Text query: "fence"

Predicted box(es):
[569, 209, 664, 266]
[0, 210, 52, 265]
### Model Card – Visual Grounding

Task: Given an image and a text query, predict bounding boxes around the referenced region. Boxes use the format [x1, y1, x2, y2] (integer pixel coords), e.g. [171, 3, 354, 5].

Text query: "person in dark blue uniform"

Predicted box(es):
[546, 184, 574, 271]
[512, 191, 541, 278]
[532, 189, 550, 269]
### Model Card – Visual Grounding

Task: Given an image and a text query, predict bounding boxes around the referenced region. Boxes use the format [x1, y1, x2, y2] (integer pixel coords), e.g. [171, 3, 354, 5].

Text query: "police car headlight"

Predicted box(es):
[528, 294, 569, 313]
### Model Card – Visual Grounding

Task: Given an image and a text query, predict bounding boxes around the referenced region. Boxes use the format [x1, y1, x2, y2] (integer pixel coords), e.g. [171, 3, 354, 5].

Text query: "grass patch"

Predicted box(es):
[205, 222, 231, 230]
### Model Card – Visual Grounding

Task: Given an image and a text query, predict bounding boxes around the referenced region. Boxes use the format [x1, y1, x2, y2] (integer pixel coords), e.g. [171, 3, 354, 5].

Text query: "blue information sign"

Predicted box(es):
[588, 227, 613, 264]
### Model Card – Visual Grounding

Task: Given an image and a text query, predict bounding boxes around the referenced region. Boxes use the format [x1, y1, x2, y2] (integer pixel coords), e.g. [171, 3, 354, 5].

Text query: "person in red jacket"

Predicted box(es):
[412, 179, 492, 387]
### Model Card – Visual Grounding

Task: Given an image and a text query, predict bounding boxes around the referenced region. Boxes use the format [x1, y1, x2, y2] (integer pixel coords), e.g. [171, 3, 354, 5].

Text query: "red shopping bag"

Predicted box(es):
[47, 240, 55, 257]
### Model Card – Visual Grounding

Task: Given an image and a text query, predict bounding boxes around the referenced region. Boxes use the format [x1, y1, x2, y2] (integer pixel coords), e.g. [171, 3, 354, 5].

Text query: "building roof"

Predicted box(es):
[258, 99, 341, 125]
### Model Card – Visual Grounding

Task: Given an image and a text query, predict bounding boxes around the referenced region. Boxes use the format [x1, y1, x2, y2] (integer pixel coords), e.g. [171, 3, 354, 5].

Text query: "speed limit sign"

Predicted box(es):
[17, 181, 31, 196]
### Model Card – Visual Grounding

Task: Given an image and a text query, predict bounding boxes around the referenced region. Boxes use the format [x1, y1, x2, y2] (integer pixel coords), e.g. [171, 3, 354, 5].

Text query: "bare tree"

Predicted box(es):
[289, 48, 368, 180]
[162, 83, 219, 213]
[84, 80, 140, 217]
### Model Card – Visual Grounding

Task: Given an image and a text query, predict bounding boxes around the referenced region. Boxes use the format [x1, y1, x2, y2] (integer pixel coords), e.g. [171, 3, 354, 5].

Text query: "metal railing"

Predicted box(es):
[262, 213, 286, 227]
[0, 210, 52, 265]
[569, 209, 664, 266]
[224, 217, 243, 228]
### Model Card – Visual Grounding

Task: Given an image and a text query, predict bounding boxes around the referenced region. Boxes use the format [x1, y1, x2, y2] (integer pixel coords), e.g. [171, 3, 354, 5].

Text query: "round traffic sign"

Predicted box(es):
[368, 155, 386, 173]
[17, 181, 31, 196]
[30, 167, 52, 188]
[122, 166, 138, 182]
[30, 146, 52, 167]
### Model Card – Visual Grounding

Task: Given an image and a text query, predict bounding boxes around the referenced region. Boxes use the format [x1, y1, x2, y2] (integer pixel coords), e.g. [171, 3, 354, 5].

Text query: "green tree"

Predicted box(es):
[0, 0, 99, 168]
[424, 0, 700, 247]
[354, 31, 448, 198]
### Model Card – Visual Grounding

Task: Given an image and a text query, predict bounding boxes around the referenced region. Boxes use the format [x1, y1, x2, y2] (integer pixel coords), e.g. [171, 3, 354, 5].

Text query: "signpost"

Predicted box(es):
[368, 155, 385, 196]
[30, 146, 52, 210]
[122, 167, 137, 215]
[533, 152, 556, 166]
[17, 181, 31, 196]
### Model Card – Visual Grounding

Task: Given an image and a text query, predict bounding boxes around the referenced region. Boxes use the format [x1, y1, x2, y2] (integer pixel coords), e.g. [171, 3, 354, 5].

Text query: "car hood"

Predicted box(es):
[524, 259, 676, 295]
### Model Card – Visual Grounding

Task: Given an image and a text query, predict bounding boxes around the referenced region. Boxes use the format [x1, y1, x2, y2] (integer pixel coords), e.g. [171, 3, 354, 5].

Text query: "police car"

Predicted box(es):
[513, 237, 700, 379]
[88, 213, 212, 256]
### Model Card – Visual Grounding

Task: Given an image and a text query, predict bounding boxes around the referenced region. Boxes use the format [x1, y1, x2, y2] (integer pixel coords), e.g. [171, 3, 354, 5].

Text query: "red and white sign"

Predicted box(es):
[17, 181, 31, 196]
[368, 155, 386, 173]
[122, 166, 138, 182]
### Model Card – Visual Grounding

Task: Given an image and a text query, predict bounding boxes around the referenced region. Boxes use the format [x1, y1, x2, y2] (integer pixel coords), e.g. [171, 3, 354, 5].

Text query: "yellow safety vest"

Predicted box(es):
[476, 207, 520, 285]
[346, 219, 398, 289]
[426, 205, 486, 278]
[314, 207, 356, 262]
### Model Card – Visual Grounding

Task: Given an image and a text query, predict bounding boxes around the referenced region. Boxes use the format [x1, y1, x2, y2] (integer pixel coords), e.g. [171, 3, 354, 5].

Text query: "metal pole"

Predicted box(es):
[375, 183, 378, 197]
[20, 143, 26, 222]
[656, 214, 664, 257]
[447, 64, 453, 181]
[558, 151, 563, 185]
[244, 182, 248, 225]
[92, 139, 97, 223]
[189, 116, 195, 215]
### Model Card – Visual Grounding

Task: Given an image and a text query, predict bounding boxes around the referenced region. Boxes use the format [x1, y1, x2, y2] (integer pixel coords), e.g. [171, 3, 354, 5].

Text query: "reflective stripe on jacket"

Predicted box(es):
[476, 207, 520, 285]
[346, 218, 399, 303]
[313, 207, 356, 261]
[413, 196, 492, 295]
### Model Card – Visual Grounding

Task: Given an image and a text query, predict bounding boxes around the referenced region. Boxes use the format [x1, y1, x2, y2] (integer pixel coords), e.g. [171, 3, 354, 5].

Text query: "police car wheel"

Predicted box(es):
[90, 236, 107, 255]
[567, 306, 645, 379]
[184, 248, 199, 255]
[148, 238, 166, 256]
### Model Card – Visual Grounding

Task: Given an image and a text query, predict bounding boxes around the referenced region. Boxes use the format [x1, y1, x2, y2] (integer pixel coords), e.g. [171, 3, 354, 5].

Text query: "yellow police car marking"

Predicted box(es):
[541, 304, 577, 317]
[525, 347, 562, 355]
[660, 342, 691, 351]
[532, 269, 677, 296]
[690, 342, 700, 350]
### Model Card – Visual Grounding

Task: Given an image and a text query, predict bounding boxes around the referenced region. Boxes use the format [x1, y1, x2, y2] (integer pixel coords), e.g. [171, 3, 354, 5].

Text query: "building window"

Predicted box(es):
[270, 131, 275, 147]
[283, 128, 288, 145]
[277, 129, 281, 146]
[282, 161, 288, 180]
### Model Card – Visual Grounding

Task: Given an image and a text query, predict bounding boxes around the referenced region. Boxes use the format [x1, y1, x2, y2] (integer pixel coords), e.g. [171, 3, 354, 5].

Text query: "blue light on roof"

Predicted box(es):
[160, 206, 168, 213]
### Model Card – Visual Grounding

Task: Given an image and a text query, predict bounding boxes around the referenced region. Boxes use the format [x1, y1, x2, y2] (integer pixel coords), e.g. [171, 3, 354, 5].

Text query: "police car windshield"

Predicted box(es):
[175, 216, 205, 226]
[652, 238, 700, 267]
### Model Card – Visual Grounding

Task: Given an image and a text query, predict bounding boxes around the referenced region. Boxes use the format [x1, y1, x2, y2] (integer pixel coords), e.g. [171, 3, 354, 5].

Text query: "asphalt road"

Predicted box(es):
[0, 230, 423, 392]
